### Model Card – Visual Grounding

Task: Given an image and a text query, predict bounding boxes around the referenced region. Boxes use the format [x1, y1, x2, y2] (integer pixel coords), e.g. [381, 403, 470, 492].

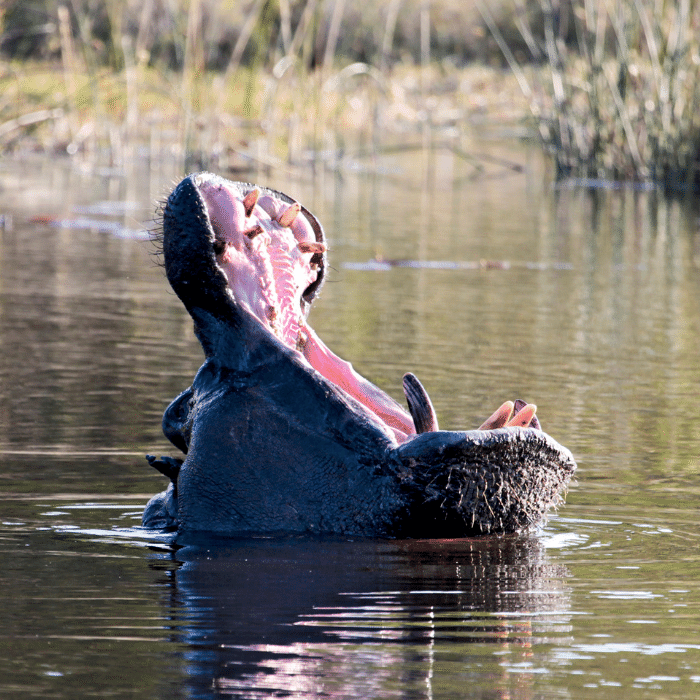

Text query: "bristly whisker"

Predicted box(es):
[147, 219, 165, 267]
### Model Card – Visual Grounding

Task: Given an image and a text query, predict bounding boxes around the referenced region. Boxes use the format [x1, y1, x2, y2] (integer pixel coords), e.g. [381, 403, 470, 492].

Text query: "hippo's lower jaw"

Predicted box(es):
[142, 173, 576, 537]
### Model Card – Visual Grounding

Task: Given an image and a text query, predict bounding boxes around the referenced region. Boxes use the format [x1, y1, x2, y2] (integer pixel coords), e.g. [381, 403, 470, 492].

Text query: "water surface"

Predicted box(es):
[1, 147, 699, 698]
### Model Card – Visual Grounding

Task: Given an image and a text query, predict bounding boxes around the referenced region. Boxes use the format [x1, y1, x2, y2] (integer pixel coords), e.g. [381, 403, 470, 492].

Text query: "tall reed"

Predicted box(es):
[488, 0, 700, 190]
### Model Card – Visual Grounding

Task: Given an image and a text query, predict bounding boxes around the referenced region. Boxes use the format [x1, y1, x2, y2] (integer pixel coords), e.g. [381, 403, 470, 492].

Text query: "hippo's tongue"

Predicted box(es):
[299, 324, 416, 442]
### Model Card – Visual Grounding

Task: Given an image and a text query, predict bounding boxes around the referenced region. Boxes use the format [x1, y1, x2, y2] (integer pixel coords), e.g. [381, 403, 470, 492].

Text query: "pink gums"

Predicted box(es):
[199, 180, 416, 444]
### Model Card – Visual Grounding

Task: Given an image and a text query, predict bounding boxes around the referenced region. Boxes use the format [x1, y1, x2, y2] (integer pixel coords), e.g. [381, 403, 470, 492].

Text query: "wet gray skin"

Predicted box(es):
[143, 173, 576, 537]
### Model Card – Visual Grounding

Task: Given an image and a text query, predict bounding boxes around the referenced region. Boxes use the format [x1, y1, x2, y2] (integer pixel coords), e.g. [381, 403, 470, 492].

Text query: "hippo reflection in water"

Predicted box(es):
[143, 173, 576, 537]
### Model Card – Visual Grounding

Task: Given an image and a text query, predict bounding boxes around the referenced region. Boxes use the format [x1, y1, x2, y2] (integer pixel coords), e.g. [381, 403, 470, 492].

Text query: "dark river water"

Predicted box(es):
[1, 145, 700, 699]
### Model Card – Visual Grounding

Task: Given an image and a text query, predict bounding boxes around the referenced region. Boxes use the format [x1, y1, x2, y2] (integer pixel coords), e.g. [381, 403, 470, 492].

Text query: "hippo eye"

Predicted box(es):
[213, 239, 225, 256]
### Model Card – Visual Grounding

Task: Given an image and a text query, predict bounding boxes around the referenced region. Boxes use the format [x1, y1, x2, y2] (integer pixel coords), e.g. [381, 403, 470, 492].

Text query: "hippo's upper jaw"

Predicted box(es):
[143, 173, 576, 537]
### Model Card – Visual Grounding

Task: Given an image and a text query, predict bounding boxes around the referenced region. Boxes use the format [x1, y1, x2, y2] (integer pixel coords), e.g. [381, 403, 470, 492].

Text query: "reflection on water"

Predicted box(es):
[1, 148, 700, 699]
[170, 535, 570, 698]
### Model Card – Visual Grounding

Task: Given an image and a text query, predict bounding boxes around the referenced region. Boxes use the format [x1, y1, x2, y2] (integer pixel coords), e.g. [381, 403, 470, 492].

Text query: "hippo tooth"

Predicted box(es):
[278, 202, 301, 228]
[297, 241, 327, 255]
[244, 224, 265, 240]
[243, 188, 261, 217]
[514, 398, 541, 429]
[507, 402, 537, 428]
[402, 372, 439, 433]
[478, 401, 515, 430]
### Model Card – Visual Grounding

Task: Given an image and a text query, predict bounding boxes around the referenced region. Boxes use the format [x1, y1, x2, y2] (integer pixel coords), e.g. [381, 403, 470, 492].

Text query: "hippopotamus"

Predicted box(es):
[142, 172, 576, 537]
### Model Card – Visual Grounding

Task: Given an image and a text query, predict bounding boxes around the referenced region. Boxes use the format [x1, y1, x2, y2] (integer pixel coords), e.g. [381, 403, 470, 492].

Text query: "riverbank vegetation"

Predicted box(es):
[499, 0, 700, 190]
[2, 1, 700, 190]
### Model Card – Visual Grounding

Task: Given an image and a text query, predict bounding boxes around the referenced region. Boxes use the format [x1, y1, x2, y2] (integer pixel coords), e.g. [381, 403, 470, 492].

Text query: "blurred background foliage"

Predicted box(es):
[0, 0, 547, 70]
[2, 1, 700, 190]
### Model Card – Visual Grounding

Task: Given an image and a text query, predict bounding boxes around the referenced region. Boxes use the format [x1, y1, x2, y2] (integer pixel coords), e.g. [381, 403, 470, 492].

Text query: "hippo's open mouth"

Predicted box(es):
[192, 173, 540, 444]
[144, 172, 576, 537]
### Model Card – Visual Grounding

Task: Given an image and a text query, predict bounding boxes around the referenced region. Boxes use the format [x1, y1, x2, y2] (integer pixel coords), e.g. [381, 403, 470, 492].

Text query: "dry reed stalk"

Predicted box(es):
[278, 0, 293, 54]
[57, 6, 76, 101]
[179, 0, 205, 168]
[134, 0, 155, 65]
[476, 1, 533, 102]
[287, 0, 319, 60]
[56, 4, 80, 149]
[420, 0, 430, 98]
[380, 0, 402, 70]
[323, 0, 348, 74]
